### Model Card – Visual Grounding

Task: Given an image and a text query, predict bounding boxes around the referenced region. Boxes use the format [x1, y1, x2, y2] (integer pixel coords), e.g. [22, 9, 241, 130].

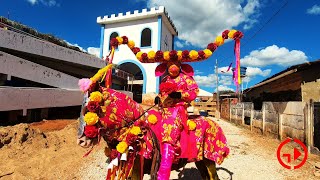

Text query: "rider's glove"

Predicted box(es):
[168, 92, 182, 99]
[154, 96, 161, 105]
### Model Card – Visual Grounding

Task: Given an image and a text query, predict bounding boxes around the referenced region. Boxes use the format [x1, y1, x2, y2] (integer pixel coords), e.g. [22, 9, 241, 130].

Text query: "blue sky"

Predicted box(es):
[1, 0, 320, 93]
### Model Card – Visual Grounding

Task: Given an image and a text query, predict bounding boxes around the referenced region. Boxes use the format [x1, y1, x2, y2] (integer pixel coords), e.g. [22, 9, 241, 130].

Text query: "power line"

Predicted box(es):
[241, 0, 289, 48]
[219, 0, 289, 62]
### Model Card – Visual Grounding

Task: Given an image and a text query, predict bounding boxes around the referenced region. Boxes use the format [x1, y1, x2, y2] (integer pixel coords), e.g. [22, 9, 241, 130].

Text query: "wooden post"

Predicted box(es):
[304, 102, 310, 150]
[229, 99, 232, 121]
[250, 104, 253, 131]
[310, 99, 314, 148]
[262, 103, 266, 135]
[233, 107, 238, 122]
[242, 103, 245, 125]
[278, 113, 283, 140]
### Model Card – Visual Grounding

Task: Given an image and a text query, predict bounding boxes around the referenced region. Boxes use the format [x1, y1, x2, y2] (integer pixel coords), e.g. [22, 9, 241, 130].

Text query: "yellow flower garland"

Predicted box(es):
[116, 37, 123, 45]
[90, 64, 113, 83]
[215, 36, 224, 46]
[127, 40, 135, 49]
[129, 126, 141, 135]
[228, 29, 237, 39]
[148, 50, 156, 60]
[147, 114, 158, 124]
[187, 120, 196, 131]
[84, 112, 99, 126]
[136, 51, 143, 61]
[90, 91, 103, 102]
[177, 50, 183, 61]
[116, 141, 128, 153]
[189, 50, 198, 60]
[163, 51, 170, 61]
[203, 49, 213, 59]
[107, 29, 243, 63]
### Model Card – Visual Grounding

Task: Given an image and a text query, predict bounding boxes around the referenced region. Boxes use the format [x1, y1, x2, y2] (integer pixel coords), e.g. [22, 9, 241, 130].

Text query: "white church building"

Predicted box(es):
[97, 6, 212, 103]
[97, 6, 177, 103]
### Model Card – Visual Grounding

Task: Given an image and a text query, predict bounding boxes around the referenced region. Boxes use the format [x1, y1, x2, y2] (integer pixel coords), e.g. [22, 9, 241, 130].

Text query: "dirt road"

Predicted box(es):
[80, 118, 319, 180]
[1, 118, 318, 179]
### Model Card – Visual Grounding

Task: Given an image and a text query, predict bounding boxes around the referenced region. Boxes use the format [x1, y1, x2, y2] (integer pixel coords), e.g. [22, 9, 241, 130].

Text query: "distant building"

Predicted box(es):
[97, 6, 178, 103]
[244, 59, 320, 108]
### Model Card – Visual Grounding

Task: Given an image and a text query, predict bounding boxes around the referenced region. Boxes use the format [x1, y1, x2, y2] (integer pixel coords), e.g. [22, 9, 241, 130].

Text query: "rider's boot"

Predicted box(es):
[157, 143, 174, 180]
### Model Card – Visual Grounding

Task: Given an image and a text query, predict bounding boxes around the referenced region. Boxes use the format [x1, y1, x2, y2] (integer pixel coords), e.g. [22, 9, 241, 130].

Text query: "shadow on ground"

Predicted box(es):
[171, 167, 234, 180]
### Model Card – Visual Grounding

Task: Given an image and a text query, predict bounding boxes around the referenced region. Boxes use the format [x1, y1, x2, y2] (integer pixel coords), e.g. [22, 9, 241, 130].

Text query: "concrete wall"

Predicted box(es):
[0, 29, 105, 68]
[301, 80, 320, 102]
[0, 87, 83, 112]
[0, 51, 79, 89]
[161, 20, 173, 51]
[229, 101, 306, 142]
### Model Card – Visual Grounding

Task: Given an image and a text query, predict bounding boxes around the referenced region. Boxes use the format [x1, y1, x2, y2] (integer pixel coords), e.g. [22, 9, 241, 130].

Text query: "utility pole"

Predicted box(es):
[215, 59, 220, 119]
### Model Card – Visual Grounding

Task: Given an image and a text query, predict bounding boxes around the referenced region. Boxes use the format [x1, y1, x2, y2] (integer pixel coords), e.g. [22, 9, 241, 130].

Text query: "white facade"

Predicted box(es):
[97, 6, 178, 95]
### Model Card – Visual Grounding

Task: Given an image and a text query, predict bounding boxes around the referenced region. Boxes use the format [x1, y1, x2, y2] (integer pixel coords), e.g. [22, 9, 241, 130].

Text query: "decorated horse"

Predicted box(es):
[77, 29, 243, 180]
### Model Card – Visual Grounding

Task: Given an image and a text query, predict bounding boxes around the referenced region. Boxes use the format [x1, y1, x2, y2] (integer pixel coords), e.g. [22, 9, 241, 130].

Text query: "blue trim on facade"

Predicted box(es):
[156, 15, 162, 94]
[157, 15, 162, 51]
[140, 46, 152, 49]
[140, 27, 153, 48]
[99, 25, 105, 58]
[117, 60, 147, 94]
[172, 35, 175, 50]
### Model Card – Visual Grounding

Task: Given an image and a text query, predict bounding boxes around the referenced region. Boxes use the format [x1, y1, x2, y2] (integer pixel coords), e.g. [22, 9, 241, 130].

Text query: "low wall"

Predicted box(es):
[229, 101, 306, 142]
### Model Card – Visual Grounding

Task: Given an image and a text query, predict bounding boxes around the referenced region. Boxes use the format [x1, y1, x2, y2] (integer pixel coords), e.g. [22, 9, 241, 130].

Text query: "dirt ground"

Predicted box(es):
[0, 117, 319, 180]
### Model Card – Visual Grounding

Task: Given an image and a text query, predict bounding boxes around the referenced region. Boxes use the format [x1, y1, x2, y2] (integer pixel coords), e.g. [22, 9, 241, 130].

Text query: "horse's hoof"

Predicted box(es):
[77, 136, 92, 148]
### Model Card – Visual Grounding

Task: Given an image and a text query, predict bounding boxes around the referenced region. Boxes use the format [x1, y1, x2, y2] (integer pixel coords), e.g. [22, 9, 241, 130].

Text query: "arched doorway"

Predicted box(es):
[113, 60, 146, 103]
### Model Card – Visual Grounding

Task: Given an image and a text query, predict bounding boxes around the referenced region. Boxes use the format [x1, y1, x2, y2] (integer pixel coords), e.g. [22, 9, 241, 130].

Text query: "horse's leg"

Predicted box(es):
[195, 160, 209, 180]
[203, 158, 219, 180]
[130, 156, 142, 180]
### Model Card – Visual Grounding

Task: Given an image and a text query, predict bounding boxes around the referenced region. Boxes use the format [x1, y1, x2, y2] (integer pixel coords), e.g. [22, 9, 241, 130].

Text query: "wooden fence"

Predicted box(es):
[193, 97, 216, 116]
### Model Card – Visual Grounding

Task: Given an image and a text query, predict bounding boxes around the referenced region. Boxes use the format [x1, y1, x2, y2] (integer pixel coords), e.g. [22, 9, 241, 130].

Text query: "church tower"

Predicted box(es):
[97, 6, 178, 103]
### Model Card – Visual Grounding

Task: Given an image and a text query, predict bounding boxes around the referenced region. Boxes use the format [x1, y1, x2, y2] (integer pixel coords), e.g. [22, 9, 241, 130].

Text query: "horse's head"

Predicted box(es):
[80, 85, 145, 137]
[77, 63, 146, 148]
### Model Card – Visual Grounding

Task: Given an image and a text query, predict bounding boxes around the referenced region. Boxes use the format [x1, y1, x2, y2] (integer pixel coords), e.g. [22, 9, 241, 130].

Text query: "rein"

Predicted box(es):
[101, 103, 158, 136]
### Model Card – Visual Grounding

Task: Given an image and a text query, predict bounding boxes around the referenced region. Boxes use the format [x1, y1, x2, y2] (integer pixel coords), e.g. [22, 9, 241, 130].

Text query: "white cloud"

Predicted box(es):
[241, 45, 308, 67]
[27, 0, 59, 7]
[194, 73, 233, 88]
[195, 66, 270, 90]
[194, 69, 204, 75]
[218, 66, 270, 77]
[63, 40, 86, 52]
[148, 0, 261, 47]
[27, 0, 37, 5]
[245, 67, 271, 77]
[219, 75, 232, 86]
[87, 47, 100, 57]
[307, 5, 320, 15]
[64, 40, 101, 58]
[215, 85, 234, 92]
[219, 66, 233, 76]
[175, 41, 184, 48]
[194, 74, 217, 87]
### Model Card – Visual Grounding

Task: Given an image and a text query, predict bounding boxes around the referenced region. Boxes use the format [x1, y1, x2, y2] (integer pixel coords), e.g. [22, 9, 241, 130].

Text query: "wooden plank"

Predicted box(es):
[194, 102, 216, 106]
[196, 107, 216, 111]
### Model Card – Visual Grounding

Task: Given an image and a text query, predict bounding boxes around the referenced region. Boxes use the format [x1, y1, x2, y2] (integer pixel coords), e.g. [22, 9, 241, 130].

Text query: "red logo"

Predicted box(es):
[276, 138, 308, 169]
